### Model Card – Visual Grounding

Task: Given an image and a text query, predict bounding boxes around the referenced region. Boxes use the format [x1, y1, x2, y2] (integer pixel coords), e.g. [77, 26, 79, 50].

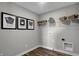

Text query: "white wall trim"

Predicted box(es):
[39, 45, 53, 50]
[40, 45, 79, 56]
[17, 45, 79, 56]
[17, 45, 40, 56]
[54, 48, 79, 56]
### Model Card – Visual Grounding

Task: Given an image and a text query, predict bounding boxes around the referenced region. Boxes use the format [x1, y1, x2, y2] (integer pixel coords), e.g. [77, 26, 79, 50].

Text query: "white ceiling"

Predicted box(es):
[15, 2, 77, 15]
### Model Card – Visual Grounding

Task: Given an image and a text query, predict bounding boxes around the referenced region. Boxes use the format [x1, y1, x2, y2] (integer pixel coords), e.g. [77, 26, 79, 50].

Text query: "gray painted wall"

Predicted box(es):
[0, 2, 40, 56]
[0, 2, 79, 56]
[40, 3, 79, 55]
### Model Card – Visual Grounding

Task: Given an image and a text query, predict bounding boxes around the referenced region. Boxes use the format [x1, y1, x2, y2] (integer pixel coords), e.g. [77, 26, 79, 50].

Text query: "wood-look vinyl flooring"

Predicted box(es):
[23, 47, 71, 56]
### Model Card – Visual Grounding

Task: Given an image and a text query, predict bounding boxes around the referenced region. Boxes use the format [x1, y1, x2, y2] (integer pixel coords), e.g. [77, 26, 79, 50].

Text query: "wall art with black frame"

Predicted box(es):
[1, 12, 35, 30]
[1, 12, 17, 29]
[17, 16, 27, 30]
[27, 19, 34, 30]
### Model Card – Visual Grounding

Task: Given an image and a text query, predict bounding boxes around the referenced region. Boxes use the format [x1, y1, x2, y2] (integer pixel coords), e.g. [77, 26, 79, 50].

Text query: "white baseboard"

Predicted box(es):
[54, 49, 79, 56]
[39, 45, 53, 50]
[17, 45, 40, 56]
[40, 45, 79, 56]
[17, 45, 79, 56]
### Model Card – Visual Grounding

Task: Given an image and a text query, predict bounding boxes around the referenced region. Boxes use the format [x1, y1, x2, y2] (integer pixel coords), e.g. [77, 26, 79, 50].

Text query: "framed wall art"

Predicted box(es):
[27, 19, 34, 30]
[17, 16, 27, 30]
[1, 12, 17, 29]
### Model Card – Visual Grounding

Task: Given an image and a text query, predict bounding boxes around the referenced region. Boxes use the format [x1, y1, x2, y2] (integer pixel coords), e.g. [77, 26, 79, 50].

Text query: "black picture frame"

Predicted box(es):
[27, 19, 34, 30]
[1, 12, 17, 30]
[17, 16, 27, 30]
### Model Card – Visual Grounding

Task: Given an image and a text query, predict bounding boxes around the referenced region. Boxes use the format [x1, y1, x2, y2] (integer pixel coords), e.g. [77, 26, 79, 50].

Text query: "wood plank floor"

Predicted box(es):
[23, 47, 71, 56]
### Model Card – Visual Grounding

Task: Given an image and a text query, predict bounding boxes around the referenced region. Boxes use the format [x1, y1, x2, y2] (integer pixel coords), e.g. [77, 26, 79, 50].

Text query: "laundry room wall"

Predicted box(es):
[39, 3, 79, 55]
[0, 2, 40, 56]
